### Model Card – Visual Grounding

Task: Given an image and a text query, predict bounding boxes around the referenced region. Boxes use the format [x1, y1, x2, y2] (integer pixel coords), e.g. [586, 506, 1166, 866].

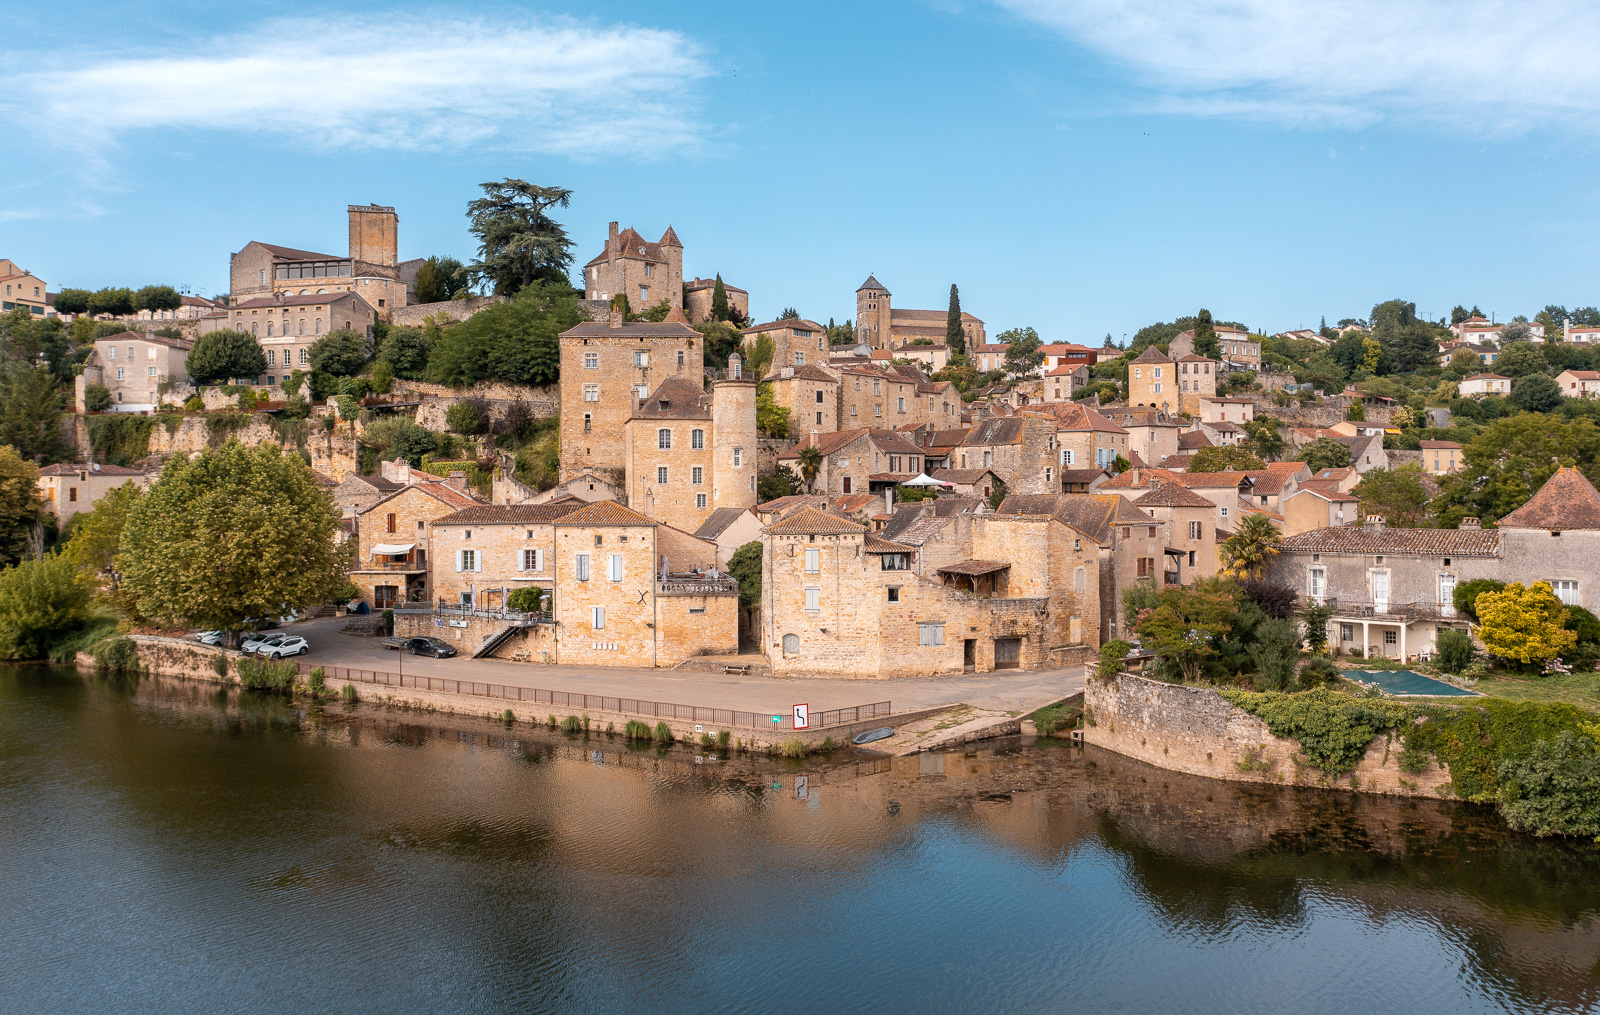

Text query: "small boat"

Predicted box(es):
[853, 727, 893, 745]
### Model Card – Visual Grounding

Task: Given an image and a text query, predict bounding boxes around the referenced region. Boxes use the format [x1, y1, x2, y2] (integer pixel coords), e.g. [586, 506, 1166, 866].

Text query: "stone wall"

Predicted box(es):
[1083, 672, 1454, 798]
[74, 413, 361, 478]
[759, 437, 798, 475]
[388, 296, 503, 328]
[1259, 404, 1395, 430]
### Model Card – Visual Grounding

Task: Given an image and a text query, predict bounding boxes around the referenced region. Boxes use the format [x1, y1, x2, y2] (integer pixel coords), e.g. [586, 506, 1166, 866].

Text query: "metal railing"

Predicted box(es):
[296, 661, 890, 731]
[420, 602, 551, 622]
[1301, 596, 1458, 621]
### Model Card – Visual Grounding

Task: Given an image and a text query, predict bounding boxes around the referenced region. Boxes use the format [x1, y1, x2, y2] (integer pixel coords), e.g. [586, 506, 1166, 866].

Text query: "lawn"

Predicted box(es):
[1467, 671, 1600, 711]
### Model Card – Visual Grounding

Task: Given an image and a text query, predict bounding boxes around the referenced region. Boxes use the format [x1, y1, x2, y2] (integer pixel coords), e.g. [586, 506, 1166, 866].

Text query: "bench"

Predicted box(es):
[722, 664, 752, 675]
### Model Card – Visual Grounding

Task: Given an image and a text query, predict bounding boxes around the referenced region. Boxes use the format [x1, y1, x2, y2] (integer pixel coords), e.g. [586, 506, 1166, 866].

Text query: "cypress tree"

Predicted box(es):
[945, 284, 964, 355]
[711, 274, 730, 322]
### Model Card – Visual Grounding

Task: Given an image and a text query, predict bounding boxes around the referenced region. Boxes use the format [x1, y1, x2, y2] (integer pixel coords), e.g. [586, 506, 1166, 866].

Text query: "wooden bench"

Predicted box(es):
[722, 664, 752, 675]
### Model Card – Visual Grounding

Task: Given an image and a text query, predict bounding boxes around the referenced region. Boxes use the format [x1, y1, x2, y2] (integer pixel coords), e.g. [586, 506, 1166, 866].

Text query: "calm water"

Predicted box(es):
[2, 666, 1599, 1014]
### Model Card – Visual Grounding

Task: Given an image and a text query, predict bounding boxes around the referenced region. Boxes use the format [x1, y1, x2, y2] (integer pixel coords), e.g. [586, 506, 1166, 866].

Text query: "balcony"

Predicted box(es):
[1301, 596, 1460, 622]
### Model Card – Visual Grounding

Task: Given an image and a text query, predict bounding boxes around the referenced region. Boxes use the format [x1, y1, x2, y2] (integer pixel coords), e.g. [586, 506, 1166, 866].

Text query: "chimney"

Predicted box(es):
[1460, 517, 1481, 530]
[1364, 514, 1385, 532]
[381, 458, 410, 484]
[445, 471, 469, 494]
[607, 221, 619, 264]
[885, 488, 894, 516]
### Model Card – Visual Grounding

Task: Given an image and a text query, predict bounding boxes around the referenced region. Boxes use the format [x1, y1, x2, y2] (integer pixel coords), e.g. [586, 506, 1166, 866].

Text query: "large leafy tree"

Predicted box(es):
[1132, 578, 1240, 682]
[945, 284, 965, 355]
[1495, 341, 1547, 378]
[1192, 308, 1218, 358]
[61, 480, 143, 613]
[87, 287, 135, 317]
[134, 285, 183, 314]
[1353, 464, 1431, 527]
[1475, 581, 1577, 666]
[711, 275, 730, 322]
[1370, 299, 1439, 373]
[466, 179, 574, 296]
[377, 325, 433, 379]
[1000, 327, 1044, 376]
[0, 552, 91, 660]
[53, 289, 91, 316]
[186, 330, 267, 385]
[0, 446, 45, 567]
[1220, 513, 1281, 578]
[427, 281, 574, 387]
[413, 256, 470, 304]
[307, 329, 371, 377]
[1431, 413, 1600, 524]
[726, 541, 762, 611]
[1509, 373, 1563, 413]
[117, 441, 348, 644]
[1189, 446, 1265, 472]
[1294, 437, 1353, 472]
[0, 363, 68, 463]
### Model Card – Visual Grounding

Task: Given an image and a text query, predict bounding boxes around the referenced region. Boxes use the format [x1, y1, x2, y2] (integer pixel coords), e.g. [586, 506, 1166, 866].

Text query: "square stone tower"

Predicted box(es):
[855, 275, 891, 349]
[348, 204, 398, 267]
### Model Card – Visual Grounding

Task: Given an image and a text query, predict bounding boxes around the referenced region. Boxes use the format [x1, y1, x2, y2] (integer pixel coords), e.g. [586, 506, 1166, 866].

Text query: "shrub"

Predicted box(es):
[1218, 687, 1415, 775]
[308, 666, 326, 695]
[445, 400, 485, 435]
[1098, 639, 1132, 679]
[1453, 578, 1506, 621]
[1238, 578, 1299, 620]
[237, 655, 297, 692]
[561, 715, 582, 732]
[507, 587, 544, 613]
[0, 552, 93, 660]
[183, 394, 205, 412]
[1297, 656, 1339, 689]
[1436, 629, 1475, 674]
[653, 721, 674, 742]
[717, 730, 731, 748]
[212, 653, 229, 677]
[369, 361, 393, 394]
[383, 609, 394, 636]
[90, 636, 139, 674]
[780, 738, 808, 758]
[84, 382, 113, 411]
[625, 719, 652, 740]
[699, 732, 714, 747]
[1032, 702, 1080, 735]
[1495, 731, 1600, 837]
[1247, 618, 1303, 691]
[342, 684, 358, 702]
[1566, 605, 1600, 645]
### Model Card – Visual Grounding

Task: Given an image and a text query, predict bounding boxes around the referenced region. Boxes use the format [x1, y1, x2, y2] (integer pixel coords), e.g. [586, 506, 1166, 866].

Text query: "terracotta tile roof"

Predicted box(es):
[883, 513, 951, 546]
[756, 494, 827, 514]
[1101, 467, 1184, 490]
[1159, 453, 1195, 470]
[930, 468, 995, 484]
[1419, 440, 1462, 450]
[764, 506, 867, 536]
[867, 472, 918, 482]
[1291, 480, 1357, 501]
[684, 277, 747, 294]
[584, 225, 668, 268]
[1134, 483, 1216, 508]
[94, 330, 194, 350]
[229, 293, 363, 310]
[929, 427, 972, 448]
[936, 559, 1010, 576]
[253, 241, 342, 261]
[1281, 526, 1500, 557]
[1498, 467, 1600, 530]
[993, 493, 1147, 544]
[1178, 431, 1214, 450]
[1029, 402, 1129, 434]
[436, 503, 587, 526]
[1177, 354, 1216, 362]
[553, 500, 657, 527]
[1175, 471, 1256, 490]
[766, 364, 837, 383]
[741, 318, 827, 335]
[1059, 468, 1111, 484]
[831, 494, 878, 513]
[863, 534, 916, 553]
[630, 376, 712, 420]
[38, 462, 144, 476]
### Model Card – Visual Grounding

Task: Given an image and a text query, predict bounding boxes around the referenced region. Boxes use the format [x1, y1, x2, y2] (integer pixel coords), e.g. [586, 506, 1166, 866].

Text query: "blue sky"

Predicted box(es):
[5, 0, 1600, 343]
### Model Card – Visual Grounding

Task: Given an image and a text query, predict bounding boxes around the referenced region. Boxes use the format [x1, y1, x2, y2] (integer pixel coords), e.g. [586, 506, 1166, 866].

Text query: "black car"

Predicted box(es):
[406, 637, 457, 658]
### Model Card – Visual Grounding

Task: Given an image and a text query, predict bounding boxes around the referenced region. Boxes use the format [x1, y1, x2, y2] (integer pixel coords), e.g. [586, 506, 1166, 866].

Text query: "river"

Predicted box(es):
[1, 665, 1597, 1014]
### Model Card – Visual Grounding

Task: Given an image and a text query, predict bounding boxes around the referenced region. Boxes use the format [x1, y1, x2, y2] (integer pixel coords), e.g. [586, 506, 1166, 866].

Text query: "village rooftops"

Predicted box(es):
[693, 507, 756, 541]
[764, 506, 868, 536]
[552, 500, 656, 527]
[1497, 466, 1600, 529]
[433, 503, 586, 526]
[1133, 482, 1216, 508]
[779, 427, 923, 460]
[936, 559, 1011, 576]
[630, 376, 712, 420]
[559, 319, 698, 339]
[863, 533, 917, 554]
[1177, 431, 1214, 450]
[992, 493, 1151, 545]
[765, 364, 837, 382]
[1132, 346, 1172, 364]
[1280, 526, 1500, 558]
[38, 462, 143, 476]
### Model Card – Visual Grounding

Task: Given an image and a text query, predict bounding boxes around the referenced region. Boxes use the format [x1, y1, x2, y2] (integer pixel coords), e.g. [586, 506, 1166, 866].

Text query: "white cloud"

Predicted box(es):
[991, 0, 1600, 132]
[2, 15, 711, 155]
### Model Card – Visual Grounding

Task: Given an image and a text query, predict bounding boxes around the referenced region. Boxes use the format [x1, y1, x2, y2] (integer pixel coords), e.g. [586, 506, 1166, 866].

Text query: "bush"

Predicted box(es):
[338, 376, 372, 399]
[653, 721, 674, 742]
[370, 361, 393, 394]
[90, 636, 139, 674]
[182, 394, 205, 412]
[1098, 639, 1132, 679]
[1566, 605, 1600, 645]
[1238, 578, 1299, 620]
[0, 553, 92, 660]
[342, 683, 358, 702]
[1032, 702, 1081, 735]
[1436, 629, 1475, 674]
[1496, 732, 1600, 837]
[507, 587, 544, 612]
[237, 655, 297, 692]
[1454, 578, 1505, 621]
[382, 609, 393, 636]
[84, 382, 113, 411]
[445, 400, 485, 435]
[717, 730, 731, 748]
[1297, 655, 1339, 689]
[561, 715, 582, 733]
[1218, 687, 1415, 775]
[308, 666, 326, 695]
[780, 738, 808, 758]
[212, 653, 228, 677]
[625, 719, 653, 740]
[1247, 618, 1303, 691]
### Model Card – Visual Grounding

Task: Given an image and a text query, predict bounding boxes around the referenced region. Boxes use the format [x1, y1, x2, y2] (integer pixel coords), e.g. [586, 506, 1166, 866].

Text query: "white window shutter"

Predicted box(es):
[516, 550, 524, 572]
[455, 550, 463, 573]
[475, 553, 483, 573]
[535, 549, 544, 572]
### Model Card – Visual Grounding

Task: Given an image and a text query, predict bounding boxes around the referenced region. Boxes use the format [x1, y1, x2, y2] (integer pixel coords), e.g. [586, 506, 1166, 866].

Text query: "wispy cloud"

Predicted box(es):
[991, 0, 1600, 132]
[2, 15, 711, 155]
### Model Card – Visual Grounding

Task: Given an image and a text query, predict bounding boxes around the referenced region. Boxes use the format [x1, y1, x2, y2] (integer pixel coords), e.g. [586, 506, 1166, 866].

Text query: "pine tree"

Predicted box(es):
[1194, 308, 1218, 358]
[711, 275, 730, 322]
[945, 284, 965, 355]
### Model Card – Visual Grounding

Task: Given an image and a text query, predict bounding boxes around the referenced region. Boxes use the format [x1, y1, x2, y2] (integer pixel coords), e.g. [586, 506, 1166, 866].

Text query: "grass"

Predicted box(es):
[1467, 672, 1600, 711]
[779, 738, 808, 758]
[560, 715, 582, 732]
[625, 720, 653, 741]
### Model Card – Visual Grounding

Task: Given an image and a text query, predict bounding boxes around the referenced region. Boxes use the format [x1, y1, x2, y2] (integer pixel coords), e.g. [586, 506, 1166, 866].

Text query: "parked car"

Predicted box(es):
[241, 632, 287, 653]
[194, 630, 224, 646]
[404, 637, 457, 658]
[258, 636, 308, 659]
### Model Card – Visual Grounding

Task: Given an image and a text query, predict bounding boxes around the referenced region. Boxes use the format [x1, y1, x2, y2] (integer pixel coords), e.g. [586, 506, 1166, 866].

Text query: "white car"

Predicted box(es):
[258, 636, 309, 659]
[241, 632, 286, 653]
[195, 630, 224, 646]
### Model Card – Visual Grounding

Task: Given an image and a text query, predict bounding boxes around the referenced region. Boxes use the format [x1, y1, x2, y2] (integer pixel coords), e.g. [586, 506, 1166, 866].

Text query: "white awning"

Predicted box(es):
[371, 542, 416, 555]
[901, 473, 945, 487]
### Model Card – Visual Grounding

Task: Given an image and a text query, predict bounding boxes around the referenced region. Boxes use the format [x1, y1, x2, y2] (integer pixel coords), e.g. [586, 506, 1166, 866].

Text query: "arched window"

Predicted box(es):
[657, 428, 672, 450]
[266, 321, 273, 337]
[315, 319, 322, 334]
[298, 319, 306, 335]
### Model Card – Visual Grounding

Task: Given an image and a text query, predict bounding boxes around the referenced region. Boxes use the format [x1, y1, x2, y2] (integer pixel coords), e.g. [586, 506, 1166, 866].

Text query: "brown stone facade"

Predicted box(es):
[683, 277, 748, 324]
[351, 485, 472, 608]
[582, 222, 684, 312]
[558, 321, 704, 482]
[837, 366, 947, 428]
[765, 366, 839, 439]
[623, 378, 757, 531]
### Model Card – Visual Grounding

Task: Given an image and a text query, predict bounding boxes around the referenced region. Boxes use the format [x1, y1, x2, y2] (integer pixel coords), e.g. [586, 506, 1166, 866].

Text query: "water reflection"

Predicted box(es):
[1, 666, 1596, 1014]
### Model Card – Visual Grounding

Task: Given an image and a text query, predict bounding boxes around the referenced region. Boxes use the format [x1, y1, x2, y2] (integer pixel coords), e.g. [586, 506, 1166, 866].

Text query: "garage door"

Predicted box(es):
[994, 638, 1021, 669]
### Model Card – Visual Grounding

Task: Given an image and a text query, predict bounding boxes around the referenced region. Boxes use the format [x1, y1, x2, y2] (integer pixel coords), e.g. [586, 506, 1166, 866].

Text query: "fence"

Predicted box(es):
[296, 661, 890, 731]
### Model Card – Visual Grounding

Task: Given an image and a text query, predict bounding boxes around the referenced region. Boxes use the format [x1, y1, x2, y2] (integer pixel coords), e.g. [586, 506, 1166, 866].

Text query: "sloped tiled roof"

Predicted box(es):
[560, 321, 698, 339]
[228, 293, 363, 310]
[857, 274, 888, 293]
[1132, 346, 1172, 364]
[993, 493, 1146, 544]
[693, 507, 755, 540]
[1498, 467, 1600, 530]
[631, 376, 711, 420]
[1280, 527, 1500, 557]
[1419, 440, 1462, 450]
[1178, 430, 1214, 450]
[553, 500, 657, 527]
[253, 241, 341, 261]
[1134, 483, 1216, 508]
[38, 462, 143, 476]
[930, 468, 996, 484]
[766, 364, 837, 382]
[95, 330, 193, 350]
[764, 506, 866, 536]
[435, 503, 586, 526]
[742, 318, 827, 336]
[936, 559, 1010, 576]
[863, 534, 916, 553]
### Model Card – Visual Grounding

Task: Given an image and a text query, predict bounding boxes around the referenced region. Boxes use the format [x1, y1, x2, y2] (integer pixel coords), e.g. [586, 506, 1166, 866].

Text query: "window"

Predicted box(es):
[804, 548, 820, 573]
[635, 351, 649, 368]
[1189, 520, 1203, 539]
[266, 350, 276, 366]
[881, 554, 910, 571]
[794, 352, 805, 366]
[1340, 623, 1355, 642]
[732, 447, 743, 467]
[875, 405, 882, 417]
[266, 321, 274, 337]
[1154, 367, 1162, 379]
[603, 554, 622, 582]
[1551, 580, 1579, 606]
[692, 466, 703, 484]
[592, 606, 606, 630]
[457, 549, 478, 572]
[68, 487, 77, 502]
[575, 554, 590, 581]
[817, 413, 823, 424]
[584, 352, 599, 369]
[816, 390, 825, 404]
[299, 319, 306, 335]
[635, 384, 649, 399]
[1309, 567, 1325, 600]
[1061, 448, 1075, 466]
[639, 286, 648, 304]
[887, 587, 901, 603]
[148, 366, 158, 377]
[1220, 506, 1230, 519]
[805, 587, 820, 611]
[115, 367, 124, 380]
[299, 348, 308, 365]
[386, 513, 396, 533]
[658, 428, 672, 450]
[897, 397, 905, 412]
[583, 384, 599, 402]
[1074, 567, 1085, 594]
[1384, 630, 1397, 646]
[259, 269, 267, 285]
[583, 414, 592, 433]
[842, 477, 852, 494]
[521, 549, 543, 571]
[644, 264, 653, 278]
[677, 350, 684, 367]
[692, 493, 705, 509]
[691, 429, 704, 449]
[918, 623, 944, 647]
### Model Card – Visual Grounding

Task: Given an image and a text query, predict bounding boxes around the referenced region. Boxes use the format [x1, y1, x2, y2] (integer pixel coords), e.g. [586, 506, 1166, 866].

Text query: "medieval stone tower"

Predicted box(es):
[711, 377, 758, 510]
[856, 275, 891, 349]
[348, 204, 398, 267]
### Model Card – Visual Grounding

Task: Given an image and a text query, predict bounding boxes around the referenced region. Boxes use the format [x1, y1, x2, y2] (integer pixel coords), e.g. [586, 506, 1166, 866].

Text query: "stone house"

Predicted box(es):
[1101, 407, 1184, 468]
[1199, 421, 1246, 447]
[1130, 481, 1218, 582]
[836, 364, 953, 428]
[955, 416, 1059, 494]
[1197, 396, 1255, 424]
[692, 507, 765, 568]
[331, 472, 402, 517]
[1241, 462, 1310, 511]
[229, 204, 408, 316]
[1420, 440, 1463, 474]
[0, 258, 48, 316]
[558, 313, 704, 482]
[901, 425, 973, 471]
[1494, 467, 1600, 612]
[760, 505, 1097, 677]
[1044, 364, 1090, 401]
[582, 222, 684, 312]
[428, 502, 586, 609]
[683, 276, 749, 324]
[1458, 373, 1510, 397]
[742, 318, 831, 371]
[929, 468, 1003, 499]
[76, 331, 192, 412]
[764, 364, 839, 439]
[352, 477, 480, 608]
[1281, 482, 1360, 536]
[777, 428, 928, 497]
[36, 464, 146, 526]
[1172, 327, 1261, 369]
[893, 342, 951, 373]
[1102, 467, 1253, 536]
[1337, 434, 1388, 474]
[879, 498, 990, 576]
[206, 293, 377, 380]
[1034, 402, 1130, 474]
[1555, 369, 1600, 400]
[551, 500, 736, 668]
[854, 275, 985, 350]
[493, 469, 621, 508]
[1177, 429, 1214, 452]
[1129, 346, 1217, 413]
[623, 375, 758, 531]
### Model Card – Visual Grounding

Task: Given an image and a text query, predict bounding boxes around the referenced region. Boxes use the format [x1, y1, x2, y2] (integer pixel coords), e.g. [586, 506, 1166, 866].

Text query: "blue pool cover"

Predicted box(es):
[1341, 670, 1479, 696]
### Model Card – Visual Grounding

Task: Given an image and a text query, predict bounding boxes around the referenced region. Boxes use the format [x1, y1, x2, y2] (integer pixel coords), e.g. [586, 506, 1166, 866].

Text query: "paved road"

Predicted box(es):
[285, 616, 1086, 715]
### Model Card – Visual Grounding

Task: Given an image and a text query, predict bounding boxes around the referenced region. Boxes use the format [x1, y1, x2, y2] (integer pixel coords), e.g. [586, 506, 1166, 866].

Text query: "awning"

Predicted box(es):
[901, 472, 945, 487]
[936, 559, 1011, 577]
[371, 542, 416, 555]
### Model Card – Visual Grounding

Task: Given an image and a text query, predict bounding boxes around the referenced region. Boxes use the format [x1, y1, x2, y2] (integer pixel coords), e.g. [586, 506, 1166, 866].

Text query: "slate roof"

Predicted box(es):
[1280, 527, 1501, 558]
[553, 500, 657, 527]
[764, 506, 866, 536]
[559, 321, 699, 339]
[1134, 483, 1216, 508]
[631, 376, 711, 420]
[1132, 346, 1172, 364]
[1498, 467, 1600, 530]
[693, 507, 755, 540]
[584, 225, 670, 268]
[857, 275, 888, 293]
[435, 503, 586, 526]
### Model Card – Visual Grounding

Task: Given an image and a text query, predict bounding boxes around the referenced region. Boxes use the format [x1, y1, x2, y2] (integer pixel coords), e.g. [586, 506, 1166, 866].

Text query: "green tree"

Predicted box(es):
[1495, 341, 1548, 378]
[0, 363, 68, 462]
[186, 329, 267, 385]
[1133, 578, 1240, 682]
[413, 256, 469, 304]
[0, 552, 91, 659]
[1436, 628, 1475, 673]
[1247, 617, 1302, 691]
[1431, 414, 1600, 524]
[53, 289, 91, 316]
[1509, 373, 1562, 413]
[1240, 417, 1285, 460]
[694, 321, 744, 374]
[755, 383, 791, 438]
[465, 179, 574, 295]
[1347, 398, 1365, 421]
[87, 287, 135, 317]
[778, 307, 800, 321]
[796, 445, 823, 492]
[83, 382, 112, 412]
[378, 324, 433, 380]
[358, 418, 438, 466]
[711, 274, 731, 322]
[1220, 513, 1281, 578]
[61, 480, 143, 613]
[1192, 308, 1218, 358]
[134, 285, 182, 314]
[747, 334, 775, 380]
[1497, 732, 1600, 838]
[307, 329, 370, 377]
[1000, 327, 1044, 376]
[988, 477, 1008, 511]
[1189, 446, 1265, 472]
[757, 465, 801, 501]
[0, 446, 45, 567]
[945, 284, 965, 355]
[1498, 320, 1533, 345]
[427, 281, 573, 387]
[1474, 581, 1577, 666]
[726, 540, 762, 611]
[117, 441, 348, 645]
[506, 586, 545, 612]
[445, 400, 484, 435]
[1453, 578, 1505, 620]
[1294, 437, 1353, 472]
[1353, 464, 1431, 527]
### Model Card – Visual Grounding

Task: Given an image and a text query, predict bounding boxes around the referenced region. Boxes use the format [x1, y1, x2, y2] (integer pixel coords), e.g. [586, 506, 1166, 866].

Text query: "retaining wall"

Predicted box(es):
[1082, 672, 1453, 798]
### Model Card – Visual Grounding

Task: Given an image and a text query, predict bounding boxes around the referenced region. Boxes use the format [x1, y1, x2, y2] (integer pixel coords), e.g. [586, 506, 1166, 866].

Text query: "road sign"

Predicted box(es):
[771, 715, 782, 724]
[794, 775, 809, 801]
[793, 703, 810, 729]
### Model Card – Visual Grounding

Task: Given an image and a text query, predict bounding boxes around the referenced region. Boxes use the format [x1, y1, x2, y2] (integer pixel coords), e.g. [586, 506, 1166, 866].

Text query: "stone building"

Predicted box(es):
[684, 277, 749, 324]
[692, 507, 765, 568]
[854, 275, 985, 350]
[557, 314, 703, 482]
[742, 319, 830, 372]
[1130, 480, 1218, 582]
[836, 364, 956, 428]
[229, 204, 409, 317]
[1494, 466, 1600, 612]
[0, 258, 49, 317]
[954, 416, 1058, 494]
[351, 474, 480, 608]
[36, 464, 146, 526]
[551, 500, 737, 668]
[75, 331, 192, 412]
[582, 222, 684, 313]
[1420, 440, 1463, 474]
[1171, 327, 1261, 370]
[1100, 408, 1185, 469]
[623, 374, 758, 531]
[764, 365, 839, 439]
[1197, 396, 1255, 424]
[203, 292, 377, 380]
[777, 428, 928, 498]
[1127, 345, 1216, 413]
[428, 502, 586, 609]
[759, 506, 1099, 677]
[1280, 482, 1360, 536]
[1031, 403, 1131, 474]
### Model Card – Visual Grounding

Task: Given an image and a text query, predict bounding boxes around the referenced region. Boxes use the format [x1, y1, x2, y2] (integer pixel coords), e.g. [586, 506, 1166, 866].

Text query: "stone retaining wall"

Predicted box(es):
[1258, 404, 1396, 430]
[74, 413, 362, 478]
[1082, 672, 1453, 798]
